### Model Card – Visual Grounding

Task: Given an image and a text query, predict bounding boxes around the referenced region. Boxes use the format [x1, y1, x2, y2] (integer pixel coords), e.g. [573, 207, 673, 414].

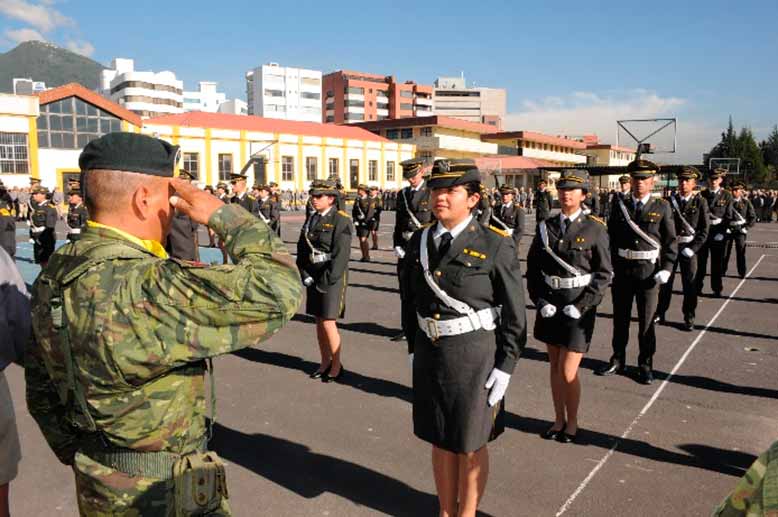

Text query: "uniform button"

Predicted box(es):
[434, 270, 442, 277]
[433, 314, 440, 320]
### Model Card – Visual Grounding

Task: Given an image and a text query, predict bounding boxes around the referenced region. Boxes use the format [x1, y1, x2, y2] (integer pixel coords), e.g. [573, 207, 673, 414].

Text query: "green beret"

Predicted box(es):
[556, 169, 590, 192]
[618, 175, 631, 184]
[677, 166, 701, 180]
[79, 132, 180, 177]
[309, 179, 339, 196]
[709, 167, 728, 179]
[627, 159, 660, 178]
[428, 159, 481, 189]
[401, 158, 425, 179]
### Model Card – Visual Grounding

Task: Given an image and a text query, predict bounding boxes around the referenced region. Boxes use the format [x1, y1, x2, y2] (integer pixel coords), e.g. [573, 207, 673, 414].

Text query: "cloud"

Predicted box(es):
[0, 0, 74, 32]
[65, 39, 94, 57]
[4, 27, 45, 43]
[504, 90, 719, 163]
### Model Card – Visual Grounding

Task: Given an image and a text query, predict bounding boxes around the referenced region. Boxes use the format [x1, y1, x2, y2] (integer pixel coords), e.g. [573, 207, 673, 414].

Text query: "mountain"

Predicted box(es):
[0, 41, 106, 93]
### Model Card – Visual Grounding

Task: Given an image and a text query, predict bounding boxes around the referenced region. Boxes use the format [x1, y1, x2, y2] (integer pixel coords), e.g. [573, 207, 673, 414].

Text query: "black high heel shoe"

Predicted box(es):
[557, 428, 579, 444]
[541, 423, 565, 440]
[323, 366, 345, 383]
[310, 365, 331, 379]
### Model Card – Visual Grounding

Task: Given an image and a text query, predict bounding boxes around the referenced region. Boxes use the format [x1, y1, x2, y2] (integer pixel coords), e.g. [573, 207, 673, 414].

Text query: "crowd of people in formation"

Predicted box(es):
[0, 131, 774, 517]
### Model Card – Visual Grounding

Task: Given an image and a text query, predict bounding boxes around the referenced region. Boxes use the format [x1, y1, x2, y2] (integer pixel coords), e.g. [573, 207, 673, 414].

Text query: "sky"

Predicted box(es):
[2, 0, 777, 162]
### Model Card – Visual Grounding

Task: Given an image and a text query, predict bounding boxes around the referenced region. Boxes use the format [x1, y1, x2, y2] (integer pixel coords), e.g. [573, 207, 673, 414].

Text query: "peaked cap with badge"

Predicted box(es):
[309, 178, 339, 196]
[428, 158, 481, 189]
[401, 158, 426, 179]
[556, 169, 590, 192]
[677, 166, 701, 180]
[626, 159, 660, 178]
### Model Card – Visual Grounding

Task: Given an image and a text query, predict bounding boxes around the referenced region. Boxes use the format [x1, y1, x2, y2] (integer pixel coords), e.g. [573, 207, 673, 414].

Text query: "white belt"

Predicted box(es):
[402, 231, 414, 241]
[543, 273, 591, 289]
[310, 252, 331, 264]
[678, 235, 694, 244]
[31, 227, 44, 234]
[731, 220, 745, 226]
[711, 217, 723, 225]
[417, 307, 499, 340]
[505, 228, 514, 236]
[68, 228, 81, 235]
[618, 248, 659, 261]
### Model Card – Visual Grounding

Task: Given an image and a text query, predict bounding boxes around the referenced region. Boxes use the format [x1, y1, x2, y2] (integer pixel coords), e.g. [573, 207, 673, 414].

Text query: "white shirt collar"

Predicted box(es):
[434, 215, 473, 243]
[260, 195, 269, 202]
[633, 192, 652, 206]
[411, 179, 424, 192]
[501, 201, 513, 209]
[680, 192, 693, 202]
[560, 209, 582, 223]
[711, 187, 721, 194]
[317, 206, 333, 217]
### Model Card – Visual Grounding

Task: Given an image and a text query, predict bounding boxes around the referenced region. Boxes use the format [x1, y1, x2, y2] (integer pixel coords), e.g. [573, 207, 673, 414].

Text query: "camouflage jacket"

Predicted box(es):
[26, 204, 302, 465]
[714, 440, 778, 516]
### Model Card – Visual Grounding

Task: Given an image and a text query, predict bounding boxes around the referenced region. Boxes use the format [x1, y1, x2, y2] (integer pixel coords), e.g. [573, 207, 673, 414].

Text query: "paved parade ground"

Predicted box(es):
[6, 210, 778, 516]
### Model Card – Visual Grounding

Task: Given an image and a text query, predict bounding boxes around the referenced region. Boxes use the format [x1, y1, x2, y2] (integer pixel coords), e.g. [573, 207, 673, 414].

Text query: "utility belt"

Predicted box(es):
[617, 248, 659, 261]
[678, 235, 694, 244]
[543, 273, 591, 290]
[710, 217, 723, 226]
[68, 228, 81, 235]
[731, 220, 745, 226]
[417, 307, 500, 341]
[31, 226, 45, 234]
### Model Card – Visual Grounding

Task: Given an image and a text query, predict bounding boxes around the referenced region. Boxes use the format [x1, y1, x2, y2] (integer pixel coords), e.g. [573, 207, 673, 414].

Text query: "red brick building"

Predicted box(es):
[322, 70, 433, 124]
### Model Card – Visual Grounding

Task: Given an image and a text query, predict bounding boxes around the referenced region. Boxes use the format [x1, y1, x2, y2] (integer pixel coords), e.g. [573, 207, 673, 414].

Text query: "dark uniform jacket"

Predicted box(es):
[527, 213, 612, 313]
[230, 192, 256, 214]
[296, 208, 352, 293]
[608, 195, 678, 278]
[393, 184, 434, 249]
[66, 203, 89, 241]
[0, 192, 15, 256]
[730, 196, 757, 233]
[401, 221, 527, 374]
[490, 203, 525, 246]
[701, 188, 734, 240]
[352, 196, 377, 228]
[534, 189, 553, 221]
[667, 193, 710, 253]
[583, 193, 601, 216]
[255, 196, 281, 233]
[31, 201, 58, 232]
[165, 210, 199, 261]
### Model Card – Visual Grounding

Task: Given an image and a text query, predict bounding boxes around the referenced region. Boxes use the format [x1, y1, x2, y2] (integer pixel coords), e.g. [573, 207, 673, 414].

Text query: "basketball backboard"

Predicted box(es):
[708, 157, 741, 175]
[617, 118, 677, 156]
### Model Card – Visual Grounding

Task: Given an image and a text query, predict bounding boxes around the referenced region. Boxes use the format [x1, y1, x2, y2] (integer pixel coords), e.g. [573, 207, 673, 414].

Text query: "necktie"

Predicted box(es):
[438, 232, 453, 257]
[635, 200, 643, 219]
[560, 218, 568, 236]
[309, 213, 320, 231]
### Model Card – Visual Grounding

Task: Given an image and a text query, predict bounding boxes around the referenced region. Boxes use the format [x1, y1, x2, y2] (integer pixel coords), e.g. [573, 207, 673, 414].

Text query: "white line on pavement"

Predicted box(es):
[555, 253, 767, 516]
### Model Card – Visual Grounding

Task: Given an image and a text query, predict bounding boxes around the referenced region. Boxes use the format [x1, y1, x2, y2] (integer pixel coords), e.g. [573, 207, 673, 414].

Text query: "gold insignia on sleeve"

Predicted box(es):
[588, 215, 606, 226]
[488, 225, 509, 237]
[463, 248, 486, 259]
[337, 210, 350, 218]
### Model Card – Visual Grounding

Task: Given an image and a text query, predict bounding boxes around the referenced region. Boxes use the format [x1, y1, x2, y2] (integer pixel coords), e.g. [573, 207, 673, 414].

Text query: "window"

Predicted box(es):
[400, 128, 413, 139]
[301, 92, 320, 100]
[386, 129, 399, 140]
[282, 156, 294, 182]
[345, 86, 364, 95]
[301, 77, 321, 87]
[345, 113, 364, 121]
[400, 103, 413, 111]
[349, 159, 359, 189]
[183, 152, 199, 178]
[376, 102, 389, 110]
[264, 89, 284, 97]
[420, 127, 432, 137]
[328, 157, 339, 177]
[37, 97, 123, 150]
[325, 116, 335, 123]
[386, 161, 395, 182]
[218, 154, 233, 180]
[419, 151, 433, 160]
[400, 90, 413, 98]
[345, 100, 364, 107]
[368, 160, 378, 181]
[0, 133, 29, 174]
[306, 156, 317, 181]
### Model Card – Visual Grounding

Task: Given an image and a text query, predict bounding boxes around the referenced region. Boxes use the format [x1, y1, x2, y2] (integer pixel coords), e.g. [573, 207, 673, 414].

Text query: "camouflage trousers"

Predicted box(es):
[73, 451, 231, 516]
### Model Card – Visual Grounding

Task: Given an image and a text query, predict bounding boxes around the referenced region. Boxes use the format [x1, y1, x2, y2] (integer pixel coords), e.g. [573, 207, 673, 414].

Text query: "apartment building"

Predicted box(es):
[183, 81, 227, 113]
[322, 70, 434, 124]
[12, 78, 47, 95]
[581, 142, 637, 189]
[100, 58, 183, 119]
[480, 131, 588, 166]
[432, 76, 506, 128]
[245, 63, 322, 122]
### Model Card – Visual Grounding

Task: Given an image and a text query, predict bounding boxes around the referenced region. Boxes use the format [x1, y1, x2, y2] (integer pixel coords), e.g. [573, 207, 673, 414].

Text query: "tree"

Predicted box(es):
[761, 125, 778, 169]
[737, 127, 768, 184]
[706, 117, 772, 185]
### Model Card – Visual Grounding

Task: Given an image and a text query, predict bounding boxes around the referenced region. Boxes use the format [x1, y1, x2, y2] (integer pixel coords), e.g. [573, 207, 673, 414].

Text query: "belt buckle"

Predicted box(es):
[550, 276, 561, 289]
[426, 319, 440, 343]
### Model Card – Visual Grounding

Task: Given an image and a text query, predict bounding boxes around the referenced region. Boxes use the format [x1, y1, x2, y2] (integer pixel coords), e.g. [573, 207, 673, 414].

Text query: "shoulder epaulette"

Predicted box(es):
[488, 225, 510, 237]
[588, 214, 606, 226]
[421, 222, 434, 229]
[248, 195, 256, 201]
[337, 210, 350, 218]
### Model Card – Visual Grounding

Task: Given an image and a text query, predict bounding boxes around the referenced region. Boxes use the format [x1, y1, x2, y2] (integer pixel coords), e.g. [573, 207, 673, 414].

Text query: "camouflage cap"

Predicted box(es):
[309, 178, 339, 196]
[428, 159, 481, 189]
[677, 166, 701, 180]
[79, 132, 180, 177]
[556, 169, 590, 192]
[627, 159, 660, 178]
[401, 158, 425, 179]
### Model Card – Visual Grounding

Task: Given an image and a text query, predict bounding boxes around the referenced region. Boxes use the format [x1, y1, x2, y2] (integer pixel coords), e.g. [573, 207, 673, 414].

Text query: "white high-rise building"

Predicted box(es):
[183, 81, 227, 112]
[13, 78, 47, 95]
[245, 63, 322, 122]
[101, 58, 183, 119]
[218, 99, 248, 115]
[432, 75, 506, 129]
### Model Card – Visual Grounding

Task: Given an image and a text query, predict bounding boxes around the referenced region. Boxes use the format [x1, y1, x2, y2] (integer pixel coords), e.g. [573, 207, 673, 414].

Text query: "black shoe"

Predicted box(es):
[713, 291, 722, 298]
[653, 313, 665, 325]
[541, 424, 564, 440]
[371, 245, 378, 250]
[637, 365, 654, 385]
[389, 332, 406, 342]
[323, 366, 344, 383]
[557, 430, 579, 444]
[683, 317, 695, 331]
[595, 360, 624, 376]
[309, 365, 331, 379]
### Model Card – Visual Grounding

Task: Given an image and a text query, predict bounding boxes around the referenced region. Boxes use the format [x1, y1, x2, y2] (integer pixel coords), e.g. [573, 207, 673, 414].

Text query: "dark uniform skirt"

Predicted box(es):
[533, 307, 595, 354]
[413, 328, 504, 453]
[355, 224, 371, 239]
[305, 274, 348, 320]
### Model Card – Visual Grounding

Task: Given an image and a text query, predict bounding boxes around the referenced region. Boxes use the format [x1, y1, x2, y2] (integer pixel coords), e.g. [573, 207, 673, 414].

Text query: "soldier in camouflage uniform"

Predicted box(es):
[26, 133, 302, 516]
[713, 440, 778, 516]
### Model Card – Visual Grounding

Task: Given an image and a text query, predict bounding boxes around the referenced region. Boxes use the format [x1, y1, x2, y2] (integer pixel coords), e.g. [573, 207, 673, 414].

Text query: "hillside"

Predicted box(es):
[0, 41, 105, 93]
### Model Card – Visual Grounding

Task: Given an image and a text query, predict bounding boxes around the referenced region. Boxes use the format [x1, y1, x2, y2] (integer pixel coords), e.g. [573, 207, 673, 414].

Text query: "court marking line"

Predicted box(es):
[555, 253, 767, 517]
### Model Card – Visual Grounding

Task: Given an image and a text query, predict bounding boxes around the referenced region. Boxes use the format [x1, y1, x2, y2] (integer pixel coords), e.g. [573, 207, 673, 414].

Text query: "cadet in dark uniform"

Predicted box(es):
[0, 181, 15, 257]
[352, 184, 376, 262]
[723, 181, 756, 278]
[526, 170, 611, 443]
[596, 159, 678, 385]
[695, 168, 734, 297]
[582, 190, 601, 216]
[475, 183, 493, 225]
[369, 185, 382, 250]
[65, 186, 88, 242]
[534, 179, 553, 222]
[401, 159, 526, 517]
[655, 166, 710, 330]
[254, 184, 281, 236]
[216, 182, 230, 202]
[297, 179, 352, 382]
[29, 186, 58, 267]
[165, 170, 200, 261]
[490, 184, 525, 249]
[229, 172, 256, 214]
[391, 159, 434, 342]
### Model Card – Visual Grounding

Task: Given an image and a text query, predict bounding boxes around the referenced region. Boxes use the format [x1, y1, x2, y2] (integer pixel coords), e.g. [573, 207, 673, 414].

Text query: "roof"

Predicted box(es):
[475, 155, 557, 171]
[586, 144, 637, 154]
[480, 131, 588, 150]
[145, 111, 391, 142]
[36, 83, 142, 126]
[536, 164, 708, 177]
[353, 115, 497, 134]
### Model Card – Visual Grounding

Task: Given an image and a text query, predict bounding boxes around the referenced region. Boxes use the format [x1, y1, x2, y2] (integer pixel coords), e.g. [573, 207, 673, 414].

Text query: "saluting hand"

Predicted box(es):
[169, 178, 224, 225]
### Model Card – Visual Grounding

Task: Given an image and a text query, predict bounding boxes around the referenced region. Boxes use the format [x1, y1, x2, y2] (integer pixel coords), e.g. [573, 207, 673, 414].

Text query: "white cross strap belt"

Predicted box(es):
[670, 196, 696, 236]
[539, 220, 583, 278]
[68, 228, 81, 234]
[710, 217, 723, 225]
[678, 235, 694, 244]
[417, 307, 500, 340]
[31, 226, 44, 233]
[491, 213, 513, 235]
[618, 248, 660, 260]
[617, 198, 661, 251]
[402, 188, 423, 230]
[543, 273, 592, 289]
[402, 231, 414, 241]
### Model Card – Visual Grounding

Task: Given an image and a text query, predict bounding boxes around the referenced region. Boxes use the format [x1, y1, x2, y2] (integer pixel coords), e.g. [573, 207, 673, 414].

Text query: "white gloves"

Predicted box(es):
[539, 304, 557, 318]
[563, 305, 581, 319]
[394, 246, 406, 259]
[742, 228, 748, 235]
[711, 217, 722, 225]
[714, 233, 725, 242]
[681, 247, 695, 258]
[654, 270, 671, 284]
[302, 274, 314, 287]
[485, 368, 511, 407]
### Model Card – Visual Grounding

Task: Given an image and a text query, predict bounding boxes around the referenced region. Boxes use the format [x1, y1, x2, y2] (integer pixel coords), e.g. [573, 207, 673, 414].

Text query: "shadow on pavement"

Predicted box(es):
[211, 423, 496, 517]
[347, 282, 400, 294]
[291, 313, 401, 339]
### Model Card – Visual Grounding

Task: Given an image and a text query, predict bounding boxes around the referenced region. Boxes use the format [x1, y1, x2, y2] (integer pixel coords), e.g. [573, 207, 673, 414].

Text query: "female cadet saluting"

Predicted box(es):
[526, 170, 612, 443]
[402, 159, 526, 517]
[297, 179, 352, 382]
